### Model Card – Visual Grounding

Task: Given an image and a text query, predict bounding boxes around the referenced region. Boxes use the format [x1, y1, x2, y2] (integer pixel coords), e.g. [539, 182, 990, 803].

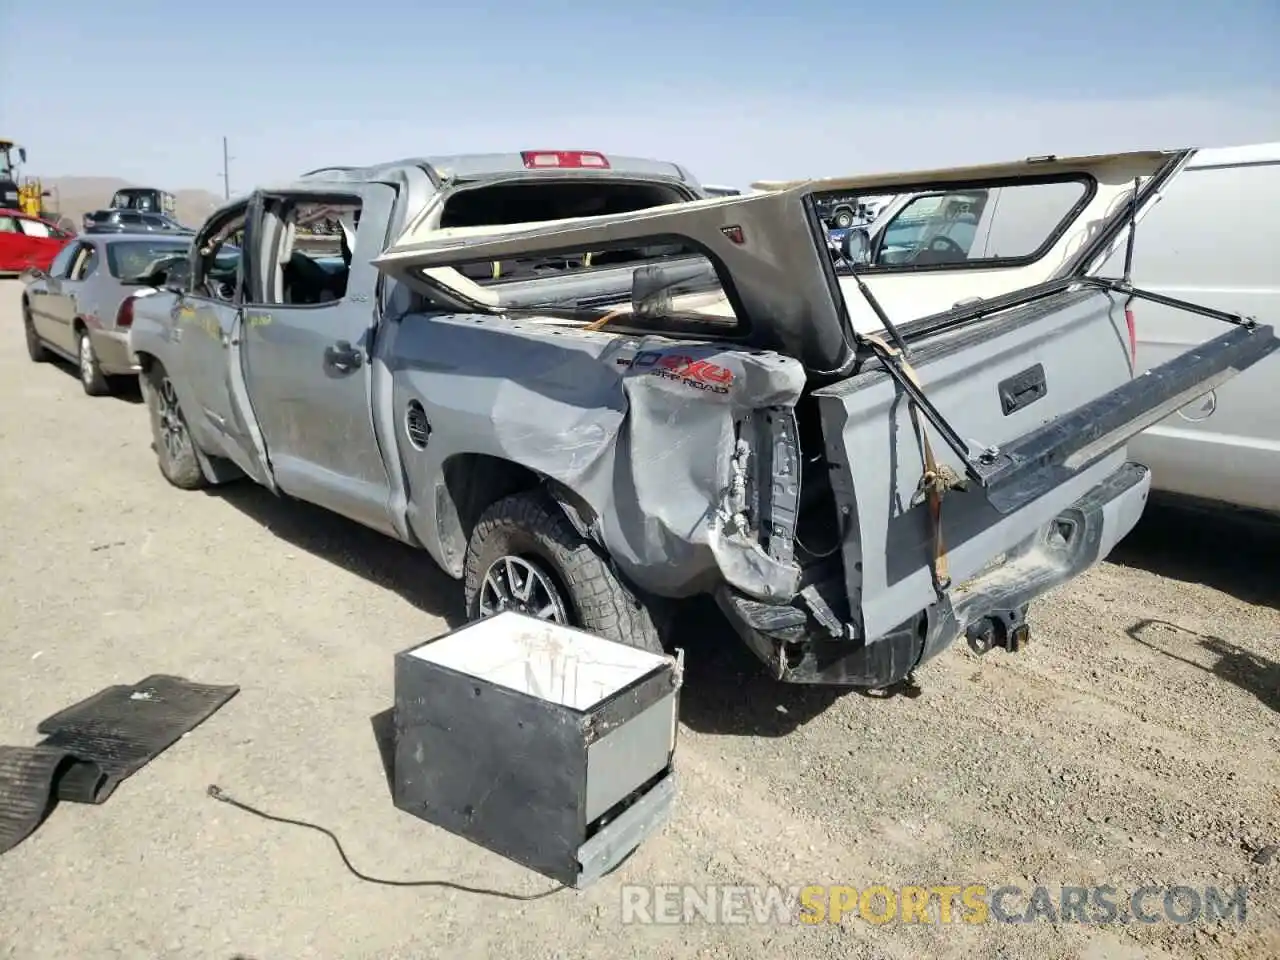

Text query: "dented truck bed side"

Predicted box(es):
[375, 315, 809, 602]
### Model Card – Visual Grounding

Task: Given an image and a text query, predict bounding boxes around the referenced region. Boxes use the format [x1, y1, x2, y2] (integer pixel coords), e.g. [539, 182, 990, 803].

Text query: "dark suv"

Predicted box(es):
[83, 209, 191, 235]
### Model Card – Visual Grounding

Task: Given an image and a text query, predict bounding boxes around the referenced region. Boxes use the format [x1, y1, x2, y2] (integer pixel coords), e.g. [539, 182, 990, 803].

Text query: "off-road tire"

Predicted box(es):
[833, 208, 854, 229]
[23, 302, 48, 363]
[140, 363, 206, 490]
[77, 328, 111, 396]
[464, 489, 665, 654]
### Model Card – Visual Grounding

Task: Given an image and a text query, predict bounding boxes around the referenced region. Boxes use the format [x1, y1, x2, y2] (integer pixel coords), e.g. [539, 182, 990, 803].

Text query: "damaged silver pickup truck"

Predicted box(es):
[126, 148, 1276, 687]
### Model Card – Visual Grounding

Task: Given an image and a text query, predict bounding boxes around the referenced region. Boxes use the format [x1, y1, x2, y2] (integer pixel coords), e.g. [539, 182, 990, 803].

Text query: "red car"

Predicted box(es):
[0, 208, 75, 275]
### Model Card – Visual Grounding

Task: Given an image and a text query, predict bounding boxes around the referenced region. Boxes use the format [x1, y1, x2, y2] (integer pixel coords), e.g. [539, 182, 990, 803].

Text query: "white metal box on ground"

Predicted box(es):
[392, 611, 681, 888]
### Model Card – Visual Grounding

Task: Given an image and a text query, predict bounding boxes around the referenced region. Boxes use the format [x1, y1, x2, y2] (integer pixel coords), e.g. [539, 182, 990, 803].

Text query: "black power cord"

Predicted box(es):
[207, 784, 565, 900]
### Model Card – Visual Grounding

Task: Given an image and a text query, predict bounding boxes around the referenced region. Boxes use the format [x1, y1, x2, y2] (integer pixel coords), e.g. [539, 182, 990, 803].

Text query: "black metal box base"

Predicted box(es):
[393, 611, 682, 888]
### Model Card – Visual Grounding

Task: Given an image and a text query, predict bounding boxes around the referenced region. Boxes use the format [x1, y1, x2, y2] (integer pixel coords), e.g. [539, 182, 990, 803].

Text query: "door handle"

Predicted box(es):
[324, 340, 364, 372]
[998, 363, 1048, 416]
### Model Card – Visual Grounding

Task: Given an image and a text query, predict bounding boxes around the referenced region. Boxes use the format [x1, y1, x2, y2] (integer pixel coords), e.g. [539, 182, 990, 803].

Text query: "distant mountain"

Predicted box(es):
[39, 177, 223, 230]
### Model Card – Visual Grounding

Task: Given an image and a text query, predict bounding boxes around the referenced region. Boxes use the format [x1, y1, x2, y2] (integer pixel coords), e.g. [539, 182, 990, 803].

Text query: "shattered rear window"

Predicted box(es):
[440, 180, 700, 288]
[425, 248, 741, 335]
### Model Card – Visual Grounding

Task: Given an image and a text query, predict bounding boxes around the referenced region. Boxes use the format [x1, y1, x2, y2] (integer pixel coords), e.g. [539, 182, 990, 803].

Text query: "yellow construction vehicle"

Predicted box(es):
[0, 139, 58, 222]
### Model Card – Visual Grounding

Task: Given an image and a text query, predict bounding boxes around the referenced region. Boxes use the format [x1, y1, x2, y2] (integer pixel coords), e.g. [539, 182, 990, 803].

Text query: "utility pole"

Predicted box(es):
[219, 136, 234, 199]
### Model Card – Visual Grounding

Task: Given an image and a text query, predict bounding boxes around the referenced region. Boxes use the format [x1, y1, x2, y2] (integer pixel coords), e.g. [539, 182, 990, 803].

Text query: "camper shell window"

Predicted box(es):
[829, 173, 1097, 273]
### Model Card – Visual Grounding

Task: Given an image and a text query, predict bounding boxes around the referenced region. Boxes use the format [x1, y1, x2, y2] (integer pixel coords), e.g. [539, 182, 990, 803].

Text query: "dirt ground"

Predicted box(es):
[1, 279, 1277, 960]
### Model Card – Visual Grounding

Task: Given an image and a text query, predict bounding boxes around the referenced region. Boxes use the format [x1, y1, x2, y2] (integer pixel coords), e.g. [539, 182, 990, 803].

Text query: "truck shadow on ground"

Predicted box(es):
[1107, 497, 1279, 609]
[1126, 618, 1280, 714]
[209, 483, 895, 739]
[670, 596, 906, 738]
[206, 483, 466, 624]
[366, 607, 863, 796]
[108, 376, 144, 404]
[368, 651, 850, 804]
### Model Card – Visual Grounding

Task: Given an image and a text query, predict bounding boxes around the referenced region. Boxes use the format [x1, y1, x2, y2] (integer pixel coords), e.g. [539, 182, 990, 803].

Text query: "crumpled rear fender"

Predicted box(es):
[387, 314, 808, 602]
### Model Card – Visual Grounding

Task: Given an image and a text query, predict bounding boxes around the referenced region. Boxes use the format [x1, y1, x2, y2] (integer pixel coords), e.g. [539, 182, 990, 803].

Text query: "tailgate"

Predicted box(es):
[814, 280, 1277, 641]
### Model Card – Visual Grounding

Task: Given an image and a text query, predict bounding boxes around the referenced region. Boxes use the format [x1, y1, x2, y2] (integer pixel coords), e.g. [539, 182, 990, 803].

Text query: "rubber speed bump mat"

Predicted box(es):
[0, 674, 239, 855]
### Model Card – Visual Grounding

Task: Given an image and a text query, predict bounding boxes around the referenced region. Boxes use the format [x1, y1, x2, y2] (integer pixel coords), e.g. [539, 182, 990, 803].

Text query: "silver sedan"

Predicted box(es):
[21, 232, 193, 396]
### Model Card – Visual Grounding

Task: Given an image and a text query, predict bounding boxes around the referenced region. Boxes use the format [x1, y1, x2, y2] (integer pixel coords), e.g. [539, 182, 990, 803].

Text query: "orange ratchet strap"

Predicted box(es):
[583, 307, 631, 332]
[864, 333, 961, 594]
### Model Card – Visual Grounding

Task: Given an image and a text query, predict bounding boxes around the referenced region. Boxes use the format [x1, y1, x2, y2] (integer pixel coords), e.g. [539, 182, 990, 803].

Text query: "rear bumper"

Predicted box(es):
[716, 461, 1151, 687]
[89, 327, 141, 376]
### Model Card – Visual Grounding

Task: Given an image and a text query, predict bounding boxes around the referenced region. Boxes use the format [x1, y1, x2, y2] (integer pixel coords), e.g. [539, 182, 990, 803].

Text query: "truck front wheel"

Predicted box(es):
[463, 490, 664, 654]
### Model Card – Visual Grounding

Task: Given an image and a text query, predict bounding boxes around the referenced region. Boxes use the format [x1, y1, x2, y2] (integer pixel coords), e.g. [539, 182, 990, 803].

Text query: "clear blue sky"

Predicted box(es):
[4, 0, 1277, 191]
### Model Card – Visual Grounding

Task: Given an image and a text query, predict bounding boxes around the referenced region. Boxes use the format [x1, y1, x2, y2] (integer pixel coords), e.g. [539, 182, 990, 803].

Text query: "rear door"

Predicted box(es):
[27, 241, 79, 340]
[237, 183, 398, 535]
[42, 241, 98, 352]
[55, 242, 103, 351]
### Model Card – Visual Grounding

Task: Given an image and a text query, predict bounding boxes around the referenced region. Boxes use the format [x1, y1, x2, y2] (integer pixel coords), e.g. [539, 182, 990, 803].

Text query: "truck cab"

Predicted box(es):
[110, 187, 177, 218]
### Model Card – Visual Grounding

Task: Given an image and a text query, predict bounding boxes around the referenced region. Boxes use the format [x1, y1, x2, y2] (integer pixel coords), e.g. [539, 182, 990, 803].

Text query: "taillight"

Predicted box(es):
[1124, 305, 1137, 370]
[116, 296, 135, 329]
[520, 150, 609, 169]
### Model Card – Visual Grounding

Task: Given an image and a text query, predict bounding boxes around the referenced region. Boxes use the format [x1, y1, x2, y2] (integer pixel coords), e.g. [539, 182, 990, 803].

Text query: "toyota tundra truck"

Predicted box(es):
[124, 148, 1276, 687]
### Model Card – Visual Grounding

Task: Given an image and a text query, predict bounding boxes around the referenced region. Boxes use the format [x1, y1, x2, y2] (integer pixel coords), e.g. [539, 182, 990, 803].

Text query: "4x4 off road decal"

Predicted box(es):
[616, 350, 735, 394]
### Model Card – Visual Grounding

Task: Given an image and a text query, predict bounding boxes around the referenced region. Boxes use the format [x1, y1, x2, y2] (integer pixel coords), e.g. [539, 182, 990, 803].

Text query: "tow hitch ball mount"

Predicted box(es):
[966, 608, 1031, 656]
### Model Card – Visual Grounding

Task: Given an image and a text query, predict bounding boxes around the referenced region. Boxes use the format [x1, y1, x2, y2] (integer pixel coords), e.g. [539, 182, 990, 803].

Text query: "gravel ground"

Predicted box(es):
[1, 279, 1277, 960]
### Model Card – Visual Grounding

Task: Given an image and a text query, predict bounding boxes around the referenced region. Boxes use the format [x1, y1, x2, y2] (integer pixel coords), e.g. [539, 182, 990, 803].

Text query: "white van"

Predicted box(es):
[1095, 143, 1278, 517]
[789, 144, 1279, 517]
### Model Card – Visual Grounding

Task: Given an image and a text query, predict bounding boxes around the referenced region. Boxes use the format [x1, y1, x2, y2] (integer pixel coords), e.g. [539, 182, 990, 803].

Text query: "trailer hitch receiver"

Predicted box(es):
[965, 608, 1031, 656]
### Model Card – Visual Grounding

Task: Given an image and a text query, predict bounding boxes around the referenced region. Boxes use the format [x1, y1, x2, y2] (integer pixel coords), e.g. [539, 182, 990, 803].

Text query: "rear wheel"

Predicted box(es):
[76, 329, 111, 396]
[140, 363, 206, 489]
[23, 302, 48, 363]
[463, 490, 664, 654]
[833, 208, 854, 229]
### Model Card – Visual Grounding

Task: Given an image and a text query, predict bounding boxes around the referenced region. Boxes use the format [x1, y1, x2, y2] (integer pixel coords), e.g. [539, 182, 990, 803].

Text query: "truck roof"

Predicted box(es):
[200, 149, 707, 258]
[294, 151, 697, 188]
